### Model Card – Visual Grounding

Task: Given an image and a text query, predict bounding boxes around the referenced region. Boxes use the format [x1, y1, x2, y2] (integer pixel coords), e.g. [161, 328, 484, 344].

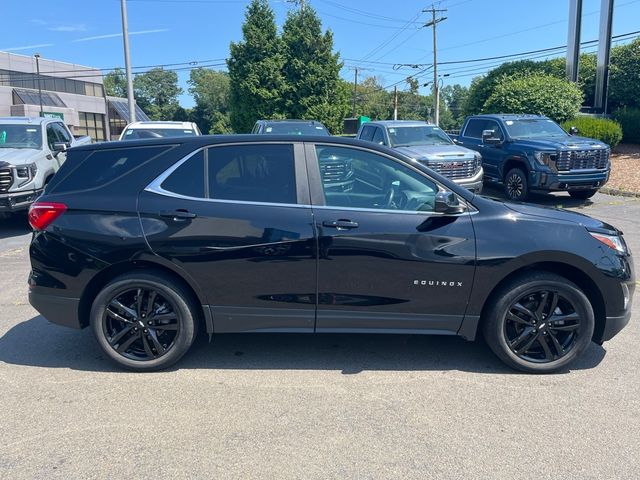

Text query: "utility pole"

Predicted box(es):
[120, 0, 136, 123]
[423, 5, 447, 126]
[34, 53, 44, 117]
[393, 86, 398, 120]
[352, 67, 359, 117]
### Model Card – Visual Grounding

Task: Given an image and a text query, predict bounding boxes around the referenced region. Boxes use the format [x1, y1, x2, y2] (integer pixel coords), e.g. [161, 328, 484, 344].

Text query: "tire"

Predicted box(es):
[504, 167, 529, 201]
[482, 271, 595, 374]
[569, 189, 598, 200]
[90, 271, 199, 371]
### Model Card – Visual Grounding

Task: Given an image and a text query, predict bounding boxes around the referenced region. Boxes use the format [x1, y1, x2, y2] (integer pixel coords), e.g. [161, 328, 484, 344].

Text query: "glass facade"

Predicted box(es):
[78, 112, 106, 141]
[0, 69, 104, 98]
[13, 88, 66, 108]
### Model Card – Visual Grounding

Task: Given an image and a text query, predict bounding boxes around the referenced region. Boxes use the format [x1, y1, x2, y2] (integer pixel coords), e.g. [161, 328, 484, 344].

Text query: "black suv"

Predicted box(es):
[28, 136, 634, 373]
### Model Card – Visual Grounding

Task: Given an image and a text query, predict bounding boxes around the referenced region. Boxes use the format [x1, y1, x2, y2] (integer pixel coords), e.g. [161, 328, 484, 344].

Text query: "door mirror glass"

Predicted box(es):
[52, 142, 69, 154]
[434, 191, 466, 215]
[569, 126, 579, 135]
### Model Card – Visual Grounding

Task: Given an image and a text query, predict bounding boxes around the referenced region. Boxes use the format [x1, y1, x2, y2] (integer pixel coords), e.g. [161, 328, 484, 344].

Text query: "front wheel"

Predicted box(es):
[569, 189, 598, 200]
[482, 272, 595, 373]
[504, 167, 529, 201]
[90, 271, 198, 371]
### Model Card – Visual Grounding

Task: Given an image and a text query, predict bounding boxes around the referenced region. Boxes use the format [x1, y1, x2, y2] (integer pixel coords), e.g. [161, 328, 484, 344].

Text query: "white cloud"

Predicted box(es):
[1, 43, 54, 52]
[74, 29, 169, 42]
[48, 25, 88, 33]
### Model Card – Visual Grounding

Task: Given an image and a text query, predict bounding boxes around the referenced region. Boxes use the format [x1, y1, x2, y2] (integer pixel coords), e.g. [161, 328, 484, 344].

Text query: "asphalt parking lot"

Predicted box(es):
[1, 190, 639, 479]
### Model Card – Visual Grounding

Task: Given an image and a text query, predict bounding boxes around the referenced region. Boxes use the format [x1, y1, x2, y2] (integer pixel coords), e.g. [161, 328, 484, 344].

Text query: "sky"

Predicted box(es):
[2, 0, 639, 108]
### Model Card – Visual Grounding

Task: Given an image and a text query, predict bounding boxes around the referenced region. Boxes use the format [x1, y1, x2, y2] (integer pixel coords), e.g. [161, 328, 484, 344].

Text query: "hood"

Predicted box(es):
[0, 148, 42, 166]
[395, 144, 477, 161]
[503, 201, 619, 233]
[509, 135, 609, 151]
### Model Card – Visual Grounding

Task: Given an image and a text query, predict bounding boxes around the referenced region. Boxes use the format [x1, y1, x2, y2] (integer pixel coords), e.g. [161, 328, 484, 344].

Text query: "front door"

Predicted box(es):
[306, 143, 476, 334]
[139, 142, 317, 333]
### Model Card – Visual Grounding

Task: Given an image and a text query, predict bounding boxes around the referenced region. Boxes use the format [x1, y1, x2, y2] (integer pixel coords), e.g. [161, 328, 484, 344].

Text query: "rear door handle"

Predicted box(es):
[322, 220, 359, 230]
[160, 209, 197, 220]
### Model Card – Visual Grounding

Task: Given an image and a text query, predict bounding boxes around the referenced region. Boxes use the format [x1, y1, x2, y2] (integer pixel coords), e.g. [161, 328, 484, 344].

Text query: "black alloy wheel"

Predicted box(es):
[91, 272, 198, 371]
[504, 167, 528, 201]
[103, 287, 179, 361]
[483, 271, 594, 373]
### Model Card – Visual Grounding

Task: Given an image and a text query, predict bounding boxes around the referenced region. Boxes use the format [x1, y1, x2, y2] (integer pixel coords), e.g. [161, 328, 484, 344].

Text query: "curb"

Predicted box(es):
[599, 187, 640, 198]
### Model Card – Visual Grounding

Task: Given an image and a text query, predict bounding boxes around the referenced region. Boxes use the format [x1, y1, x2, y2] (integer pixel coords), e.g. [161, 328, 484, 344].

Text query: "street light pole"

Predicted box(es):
[34, 53, 44, 117]
[120, 0, 136, 123]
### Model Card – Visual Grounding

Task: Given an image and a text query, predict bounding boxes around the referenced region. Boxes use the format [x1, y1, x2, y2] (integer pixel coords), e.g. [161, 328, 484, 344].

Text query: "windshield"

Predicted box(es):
[0, 124, 43, 149]
[122, 128, 197, 140]
[503, 118, 568, 139]
[388, 126, 453, 147]
[263, 123, 329, 135]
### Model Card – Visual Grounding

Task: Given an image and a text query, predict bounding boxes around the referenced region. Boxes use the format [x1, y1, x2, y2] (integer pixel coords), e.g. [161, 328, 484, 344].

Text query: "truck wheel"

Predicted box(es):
[482, 271, 595, 373]
[569, 189, 598, 200]
[504, 167, 529, 201]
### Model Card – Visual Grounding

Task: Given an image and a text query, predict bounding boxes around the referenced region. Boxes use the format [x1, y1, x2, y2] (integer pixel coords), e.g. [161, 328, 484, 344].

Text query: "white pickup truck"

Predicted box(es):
[0, 117, 91, 217]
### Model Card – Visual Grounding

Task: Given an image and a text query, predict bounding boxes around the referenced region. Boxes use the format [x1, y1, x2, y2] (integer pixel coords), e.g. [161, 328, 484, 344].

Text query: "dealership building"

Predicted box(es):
[0, 51, 148, 141]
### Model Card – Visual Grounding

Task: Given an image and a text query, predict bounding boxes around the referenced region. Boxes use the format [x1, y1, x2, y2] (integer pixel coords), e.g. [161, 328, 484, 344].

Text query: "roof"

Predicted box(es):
[257, 119, 326, 125]
[468, 114, 549, 120]
[107, 97, 150, 123]
[124, 121, 194, 129]
[365, 120, 435, 127]
[0, 116, 60, 125]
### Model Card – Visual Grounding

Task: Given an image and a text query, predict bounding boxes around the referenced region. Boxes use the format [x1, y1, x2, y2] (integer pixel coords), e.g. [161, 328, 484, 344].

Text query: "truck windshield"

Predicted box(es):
[388, 126, 453, 147]
[0, 125, 43, 149]
[122, 128, 197, 140]
[263, 123, 329, 135]
[503, 119, 568, 139]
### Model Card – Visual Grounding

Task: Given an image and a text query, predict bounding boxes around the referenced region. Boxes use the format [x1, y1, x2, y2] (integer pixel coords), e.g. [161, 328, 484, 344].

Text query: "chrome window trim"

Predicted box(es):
[145, 142, 311, 210]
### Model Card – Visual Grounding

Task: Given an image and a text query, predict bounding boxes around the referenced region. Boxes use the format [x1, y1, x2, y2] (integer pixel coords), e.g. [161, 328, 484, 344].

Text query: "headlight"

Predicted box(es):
[589, 231, 628, 254]
[534, 151, 557, 166]
[16, 163, 37, 187]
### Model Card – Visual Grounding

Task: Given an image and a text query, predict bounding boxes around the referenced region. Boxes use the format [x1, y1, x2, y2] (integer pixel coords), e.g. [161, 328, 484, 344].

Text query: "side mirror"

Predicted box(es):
[52, 142, 69, 155]
[569, 126, 579, 135]
[434, 191, 466, 215]
[482, 129, 502, 146]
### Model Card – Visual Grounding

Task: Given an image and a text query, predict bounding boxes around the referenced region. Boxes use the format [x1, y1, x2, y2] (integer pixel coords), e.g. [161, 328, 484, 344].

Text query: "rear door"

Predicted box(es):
[138, 142, 318, 333]
[459, 118, 504, 180]
[306, 142, 476, 334]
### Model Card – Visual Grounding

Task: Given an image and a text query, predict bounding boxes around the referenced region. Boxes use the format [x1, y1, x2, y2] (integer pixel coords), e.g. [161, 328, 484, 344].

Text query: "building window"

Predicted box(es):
[0, 69, 104, 98]
[13, 88, 67, 108]
[78, 112, 106, 141]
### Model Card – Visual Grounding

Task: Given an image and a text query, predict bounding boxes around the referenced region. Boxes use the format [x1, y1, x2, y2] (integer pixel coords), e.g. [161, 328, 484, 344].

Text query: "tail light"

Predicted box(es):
[28, 202, 67, 231]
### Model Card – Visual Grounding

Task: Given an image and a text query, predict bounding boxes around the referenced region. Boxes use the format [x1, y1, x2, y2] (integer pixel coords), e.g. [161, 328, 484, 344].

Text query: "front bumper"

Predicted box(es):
[453, 167, 484, 193]
[530, 170, 609, 192]
[28, 289, 82, 329]
[597, 309, 632, 344]
[0, 189, 42, 212]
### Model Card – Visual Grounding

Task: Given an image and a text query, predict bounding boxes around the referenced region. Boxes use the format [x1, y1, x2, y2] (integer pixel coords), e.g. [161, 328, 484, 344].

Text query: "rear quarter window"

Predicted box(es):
[49, 145, 172, 194]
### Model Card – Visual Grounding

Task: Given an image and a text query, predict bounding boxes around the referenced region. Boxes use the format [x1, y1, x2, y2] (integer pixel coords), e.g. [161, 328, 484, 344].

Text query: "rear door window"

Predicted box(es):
[160, 150, 205, 198]
[359, 125, 375, 142]
[208, 144, 296, 204]
[462, 119, 487, 139]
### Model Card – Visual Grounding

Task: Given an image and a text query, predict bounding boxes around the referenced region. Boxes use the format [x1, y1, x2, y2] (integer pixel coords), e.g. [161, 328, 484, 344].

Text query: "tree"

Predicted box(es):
[133, 68, 183, 120]
[227, 0, 285, 132]
[609, 38, 640, 110]
[484, 74, 583, 123]
[188, 68, 231, 133]
[441, 84, 469, 127]
[354, 76, 392, 120]
[103, 68, 127, 97]
[281, 5, 348, 133]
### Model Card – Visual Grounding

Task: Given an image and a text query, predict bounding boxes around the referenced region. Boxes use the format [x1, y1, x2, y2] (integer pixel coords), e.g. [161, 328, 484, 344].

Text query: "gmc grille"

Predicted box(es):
[426, 158, 480, 180]
[556, 149, 609, 171]
[0, 167, 13, 193]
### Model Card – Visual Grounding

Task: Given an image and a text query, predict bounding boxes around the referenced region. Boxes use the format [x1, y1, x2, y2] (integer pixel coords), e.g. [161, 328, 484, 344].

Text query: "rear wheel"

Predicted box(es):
[504, 167, 529, 201]
[482, 272, 594, 373]
[569, 189, 598, 200]
[90, 271, 198, 371]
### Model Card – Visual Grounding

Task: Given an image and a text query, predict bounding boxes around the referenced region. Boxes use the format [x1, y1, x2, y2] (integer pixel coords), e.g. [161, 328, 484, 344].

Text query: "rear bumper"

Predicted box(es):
[28, 289, 82, 329]
[530, 170, 609, 192]
[0, 189, 42, 212]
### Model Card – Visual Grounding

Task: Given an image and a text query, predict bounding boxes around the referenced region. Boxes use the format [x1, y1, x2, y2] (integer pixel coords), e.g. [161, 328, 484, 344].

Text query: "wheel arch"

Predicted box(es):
[78, 259, 212, 333]
[474, 261, 606, 342]
[502, 156, 530, 180]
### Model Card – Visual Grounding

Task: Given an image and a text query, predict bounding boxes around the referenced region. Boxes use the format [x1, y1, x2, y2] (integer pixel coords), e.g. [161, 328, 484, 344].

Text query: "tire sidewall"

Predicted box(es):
[90, 275, 196, 371]
[486, 277, 595, 373]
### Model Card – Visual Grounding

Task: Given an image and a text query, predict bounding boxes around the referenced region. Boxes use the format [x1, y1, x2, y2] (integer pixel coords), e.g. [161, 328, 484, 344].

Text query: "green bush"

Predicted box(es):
[612, 107, 640, 144]
[484, 74, 583, 123]
[561, 117, 622, 148]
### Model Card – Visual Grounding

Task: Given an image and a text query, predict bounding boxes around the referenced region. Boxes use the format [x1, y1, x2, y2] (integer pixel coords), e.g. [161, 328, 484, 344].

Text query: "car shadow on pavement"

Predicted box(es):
[0, 315, 607, 375]
[0, 214, 31, 240]
[481, 184, 596, 209]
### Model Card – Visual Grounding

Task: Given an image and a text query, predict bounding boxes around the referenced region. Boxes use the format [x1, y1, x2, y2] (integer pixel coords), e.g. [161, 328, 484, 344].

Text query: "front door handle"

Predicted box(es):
[322, 219, 359, 230]
[160, 209, 197, 220]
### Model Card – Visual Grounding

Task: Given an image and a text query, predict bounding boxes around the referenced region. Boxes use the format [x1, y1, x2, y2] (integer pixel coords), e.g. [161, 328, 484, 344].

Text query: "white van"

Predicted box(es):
[119, 121, 201, 140]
